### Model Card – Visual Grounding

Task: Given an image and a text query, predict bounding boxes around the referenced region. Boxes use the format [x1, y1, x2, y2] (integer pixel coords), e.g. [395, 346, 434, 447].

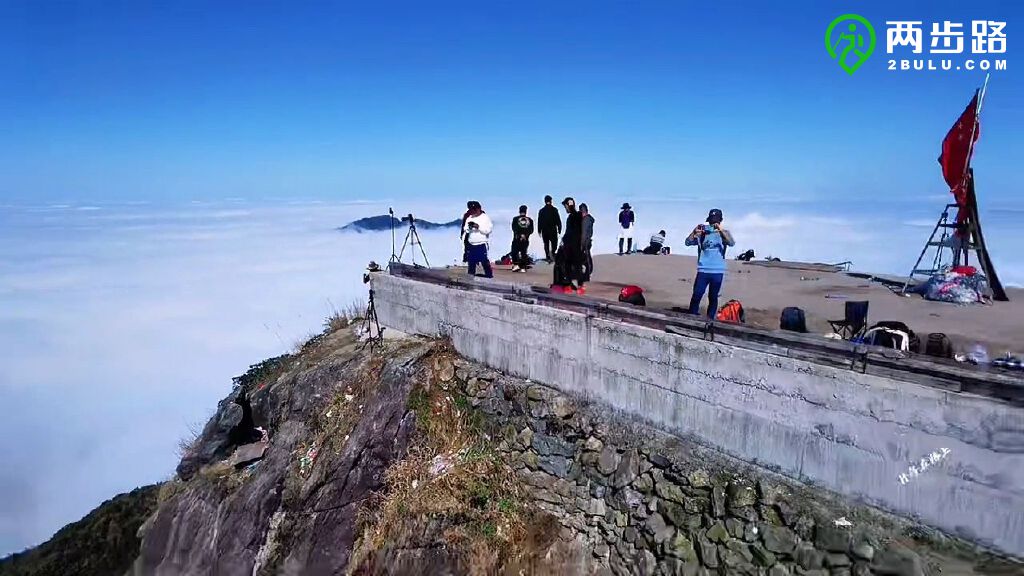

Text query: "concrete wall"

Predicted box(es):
[373, 273, 1024, 557]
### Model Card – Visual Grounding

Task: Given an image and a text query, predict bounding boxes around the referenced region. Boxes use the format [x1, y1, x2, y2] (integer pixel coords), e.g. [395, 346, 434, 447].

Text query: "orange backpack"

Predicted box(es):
[716, 300, 745, 323]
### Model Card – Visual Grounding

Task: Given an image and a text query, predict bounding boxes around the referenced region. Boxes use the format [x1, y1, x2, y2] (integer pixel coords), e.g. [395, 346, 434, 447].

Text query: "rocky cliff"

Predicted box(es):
[5, 324, 1021, 575]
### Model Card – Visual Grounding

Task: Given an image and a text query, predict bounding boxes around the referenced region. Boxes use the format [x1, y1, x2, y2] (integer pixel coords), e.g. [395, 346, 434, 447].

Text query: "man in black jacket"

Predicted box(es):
[510, 205, 534, 272]
[554, 197, 585, 293]
[537, 195, 562, 263]
[580, 203, 595, 282]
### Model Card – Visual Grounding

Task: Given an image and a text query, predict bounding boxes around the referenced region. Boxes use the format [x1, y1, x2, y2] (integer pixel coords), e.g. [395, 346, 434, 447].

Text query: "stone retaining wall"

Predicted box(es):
[372, 273, 1024, 558]
[443, 352, 1012, 575]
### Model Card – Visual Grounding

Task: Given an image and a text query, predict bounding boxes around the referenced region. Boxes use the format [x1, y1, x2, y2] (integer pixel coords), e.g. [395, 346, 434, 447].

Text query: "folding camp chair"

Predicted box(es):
[828, 301, 869, 340]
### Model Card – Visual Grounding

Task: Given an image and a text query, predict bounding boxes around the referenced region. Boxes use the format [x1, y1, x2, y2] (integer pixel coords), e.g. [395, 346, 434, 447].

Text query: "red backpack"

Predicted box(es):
[716, 300, 745, 323]
[618, 285, 646, 306]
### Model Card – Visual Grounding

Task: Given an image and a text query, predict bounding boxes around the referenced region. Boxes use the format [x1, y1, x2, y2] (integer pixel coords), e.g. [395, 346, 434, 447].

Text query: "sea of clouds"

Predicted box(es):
[0, 197, 1020, 554]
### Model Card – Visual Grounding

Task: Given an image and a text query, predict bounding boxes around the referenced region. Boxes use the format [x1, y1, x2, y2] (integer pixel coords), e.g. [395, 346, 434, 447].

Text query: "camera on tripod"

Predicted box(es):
[389, 208, 430, 267]
[361, 261, 384, 349]
[363, 260, 381, 284]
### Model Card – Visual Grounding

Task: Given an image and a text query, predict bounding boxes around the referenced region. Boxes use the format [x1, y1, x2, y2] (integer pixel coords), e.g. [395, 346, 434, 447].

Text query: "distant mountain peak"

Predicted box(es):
[339, 215, 462, 232]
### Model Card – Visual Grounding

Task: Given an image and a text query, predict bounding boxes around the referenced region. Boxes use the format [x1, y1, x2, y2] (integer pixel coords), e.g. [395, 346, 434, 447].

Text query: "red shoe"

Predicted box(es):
[577, 286, 587, 295]
[549, 284, 565, 294]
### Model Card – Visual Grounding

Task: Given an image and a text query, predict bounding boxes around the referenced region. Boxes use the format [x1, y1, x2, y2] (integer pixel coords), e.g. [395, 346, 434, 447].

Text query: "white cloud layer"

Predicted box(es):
[0, 197, 1020, 554]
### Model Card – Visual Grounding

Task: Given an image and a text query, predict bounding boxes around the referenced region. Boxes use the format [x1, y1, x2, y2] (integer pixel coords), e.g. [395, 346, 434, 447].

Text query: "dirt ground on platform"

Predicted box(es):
[463, 253, 1024, 358]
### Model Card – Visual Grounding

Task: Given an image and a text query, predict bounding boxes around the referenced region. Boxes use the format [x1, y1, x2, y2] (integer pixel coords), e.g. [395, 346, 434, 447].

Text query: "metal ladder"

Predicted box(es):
[901, 193, 1007, 301]
[901, 204, 972, 294]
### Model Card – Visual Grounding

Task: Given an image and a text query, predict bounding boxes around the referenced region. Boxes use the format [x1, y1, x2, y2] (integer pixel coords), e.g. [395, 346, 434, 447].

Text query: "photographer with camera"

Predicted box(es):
[460, 201, 484, 263]
[684, 208, 735, 318]
[463, 201, 494, 278]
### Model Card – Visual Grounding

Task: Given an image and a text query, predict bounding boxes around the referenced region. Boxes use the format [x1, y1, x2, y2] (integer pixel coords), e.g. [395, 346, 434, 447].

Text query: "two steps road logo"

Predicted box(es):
[826, 14, 1008, 74]
[826, 14, 876, 75]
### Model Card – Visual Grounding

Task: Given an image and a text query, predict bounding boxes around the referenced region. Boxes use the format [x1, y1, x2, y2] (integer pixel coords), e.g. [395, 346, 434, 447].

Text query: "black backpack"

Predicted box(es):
[780, 307, 808, 333]
[925, 333, 954, 359]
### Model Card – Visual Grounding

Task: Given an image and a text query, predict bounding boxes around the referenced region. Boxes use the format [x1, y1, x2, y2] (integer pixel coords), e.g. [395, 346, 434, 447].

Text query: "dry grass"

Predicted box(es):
[157, 479, 188, 506]
[175, 414, 211, 460]
[351, 349, 528, 575]
[324, 298, 367, 334]
[291, 330, 323, 355]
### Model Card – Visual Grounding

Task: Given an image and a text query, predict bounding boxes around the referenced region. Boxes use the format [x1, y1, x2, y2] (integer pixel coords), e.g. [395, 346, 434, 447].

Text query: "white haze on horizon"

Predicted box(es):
[0, 197, 1021, 555]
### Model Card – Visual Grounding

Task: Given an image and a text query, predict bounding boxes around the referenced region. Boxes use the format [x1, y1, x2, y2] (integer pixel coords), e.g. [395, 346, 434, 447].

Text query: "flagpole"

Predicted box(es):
[978, 72, 990, 114]
[963, 73, 989, 183]
[956, 74, 989, 267]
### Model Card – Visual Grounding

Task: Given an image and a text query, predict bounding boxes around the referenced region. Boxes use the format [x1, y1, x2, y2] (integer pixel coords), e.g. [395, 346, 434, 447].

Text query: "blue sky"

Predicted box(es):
[0, 2, 1022, 553]
[0, 1, 1020, 207]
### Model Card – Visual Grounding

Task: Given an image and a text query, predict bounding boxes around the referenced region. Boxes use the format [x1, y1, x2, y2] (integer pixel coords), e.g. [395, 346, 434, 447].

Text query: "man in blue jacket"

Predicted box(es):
[685, 208, 735, 318]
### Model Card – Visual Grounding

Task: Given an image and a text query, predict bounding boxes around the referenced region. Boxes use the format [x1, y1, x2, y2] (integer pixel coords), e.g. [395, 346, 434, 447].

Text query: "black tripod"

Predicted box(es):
[362, 288, 384, 349]
[397, 214, 430, 267]
[388, 207, 398, 264]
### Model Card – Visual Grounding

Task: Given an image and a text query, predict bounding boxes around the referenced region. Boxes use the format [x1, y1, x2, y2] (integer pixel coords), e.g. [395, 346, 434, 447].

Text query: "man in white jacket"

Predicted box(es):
[463, 201, 494, 278]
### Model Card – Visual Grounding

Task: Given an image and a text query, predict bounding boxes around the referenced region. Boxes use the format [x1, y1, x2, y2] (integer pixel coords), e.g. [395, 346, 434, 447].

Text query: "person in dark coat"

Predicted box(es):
[617, 202, 636, 255]
[580, 203, 595, 282]
[554, 197, 584, 292]
[537, 195, 562, 263]
[510, 205, 534, 272]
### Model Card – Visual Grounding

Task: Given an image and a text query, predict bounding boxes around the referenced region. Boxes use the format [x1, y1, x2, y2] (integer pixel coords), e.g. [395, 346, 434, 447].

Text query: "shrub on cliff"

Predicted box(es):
[0, 485, 160, 576]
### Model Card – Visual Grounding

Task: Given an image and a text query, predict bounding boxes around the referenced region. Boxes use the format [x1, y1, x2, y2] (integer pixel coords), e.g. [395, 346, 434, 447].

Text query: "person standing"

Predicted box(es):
[510, 205, 534, 272]
[464, 202, 494, 278]
[460, 200, 482, 263]
[580, 203, 595, 282]
[537, 195, 562, 263]
[685, 209, 735, 318]
[555, 197, 584, 292]
[617, 203, 635, 255]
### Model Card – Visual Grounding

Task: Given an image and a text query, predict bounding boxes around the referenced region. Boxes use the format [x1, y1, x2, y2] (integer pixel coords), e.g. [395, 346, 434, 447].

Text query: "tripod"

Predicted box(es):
[362, 288, 384, 350]
[397, 215, 430, 267]
[388, 207, 398, 264]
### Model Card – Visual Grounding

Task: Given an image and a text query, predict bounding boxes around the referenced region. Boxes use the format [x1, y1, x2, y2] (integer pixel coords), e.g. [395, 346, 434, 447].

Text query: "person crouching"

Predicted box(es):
[510, 205, 534, 272]
[642, 230, 667, 254]
[464, 203, 494, 278]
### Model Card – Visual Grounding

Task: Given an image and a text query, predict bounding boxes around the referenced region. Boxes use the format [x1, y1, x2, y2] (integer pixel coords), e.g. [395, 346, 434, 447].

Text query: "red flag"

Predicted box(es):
[938, 92, 980, 208]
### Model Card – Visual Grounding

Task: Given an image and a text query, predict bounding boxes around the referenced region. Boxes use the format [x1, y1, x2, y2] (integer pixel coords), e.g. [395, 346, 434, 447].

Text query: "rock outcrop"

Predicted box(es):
[9, 325, 1019, 576]
[133, 330, 424, 575]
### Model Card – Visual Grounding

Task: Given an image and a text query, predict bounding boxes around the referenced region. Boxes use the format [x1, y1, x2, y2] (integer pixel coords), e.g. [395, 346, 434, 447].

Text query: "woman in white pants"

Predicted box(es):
[617, 202, 635, 254]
